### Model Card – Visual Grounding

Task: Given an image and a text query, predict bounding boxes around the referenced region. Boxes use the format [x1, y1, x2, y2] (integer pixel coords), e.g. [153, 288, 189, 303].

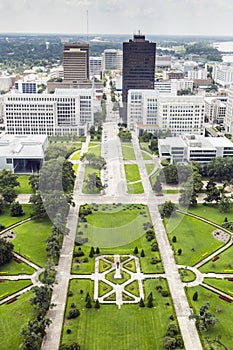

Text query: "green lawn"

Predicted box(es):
[145, 163, 156, 176]
[121, 143, 136, 160]
[199, 246, 233, 273]
[186, 285, 233, 349]
[124, 164, 141, 182]
[13, 217, 52, 267]
[99, 259, 112, 273]
[124, 280, 140, 297]
[203, 278, 233, 297]
[61, 278, 182, 350]
[0, 279, 32, 300]
[16, 175, 33, 194]
[141, 151, 153, 160]
[98, 280, 113, 297]
[0, 259, 35, 275]
[179, 268, 196, 283]
[70, 151, 81, 161]
[164, 213, 224, 266]
[0, 291, 35, 350]
[188, 204, 233, 226]
[0, 204, 32, 228]
[127, 182, 144, 194]
[88, 144, 101, 157]
[163, 189, 179, 194]
[73, 204, 163, 274]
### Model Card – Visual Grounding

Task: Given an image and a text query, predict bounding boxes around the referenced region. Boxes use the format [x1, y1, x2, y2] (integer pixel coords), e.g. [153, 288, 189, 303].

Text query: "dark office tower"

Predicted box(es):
[122, 34, 156, 103]
[63, 43, 90, 82]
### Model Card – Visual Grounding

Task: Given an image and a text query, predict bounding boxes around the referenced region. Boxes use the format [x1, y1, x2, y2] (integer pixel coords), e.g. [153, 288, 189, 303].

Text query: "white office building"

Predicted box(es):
[213, 64, 233, 88]
[4, 88, 94, 136]
[188, 69, 208, 80]
[102, 49, 123, 71]
[158, 134, 233, 163]
[225, 84, 233, 134]
[205, 96, 227, 124]
[89, 56, 102, 75]
[156, 55, 171, 70]
[128, 90, 205, 136]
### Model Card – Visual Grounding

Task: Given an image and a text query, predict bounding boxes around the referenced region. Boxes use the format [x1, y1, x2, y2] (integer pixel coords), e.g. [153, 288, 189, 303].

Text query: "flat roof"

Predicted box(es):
[0, 134, 47, 159]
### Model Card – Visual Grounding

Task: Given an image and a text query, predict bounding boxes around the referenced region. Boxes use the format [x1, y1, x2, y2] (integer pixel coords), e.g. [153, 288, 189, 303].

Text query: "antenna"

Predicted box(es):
[86, 10, 89, 43]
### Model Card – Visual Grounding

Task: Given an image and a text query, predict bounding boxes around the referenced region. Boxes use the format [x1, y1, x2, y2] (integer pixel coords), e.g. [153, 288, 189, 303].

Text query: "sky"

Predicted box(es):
[1, 0, 233, 36]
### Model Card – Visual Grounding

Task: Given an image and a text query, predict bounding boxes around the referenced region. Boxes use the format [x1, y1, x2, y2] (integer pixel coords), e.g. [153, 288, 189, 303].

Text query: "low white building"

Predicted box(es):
[156, 55, 171, 70]
[213, 64, 233, 88]
[128, 90, 205, 136]
[4, 88, 94, 136]
[0, 133, 48, 173]
[188, 69, 208, 80]
[158, 134, 233, 163]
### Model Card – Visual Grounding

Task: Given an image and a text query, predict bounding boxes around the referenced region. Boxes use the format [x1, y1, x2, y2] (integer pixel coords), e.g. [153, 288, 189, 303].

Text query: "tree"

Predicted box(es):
[219, 195, 231, 213]
[159, 201, 176, 218]
[86, 299, 92, 308]
[193, 291, 198, 301]
[0, 238, 14, 265]
[172, 236, 177, 243]
[20, 316, 51, 350]
[189, 302, 218, 331]
[1, 186, 17, 204]
[139, 298, 145, 307]
[29, 193, 46, 218]
[179, 180, 197, 208]
[147, 292, 153, 308]
[140, 249, 145, 257]
[85, 173, 104, 193]
[94, 299, 100, 309]
[153, 177, 162, 194]
[10, 201, 24, 217]
[0, 169, 19, 189]
[89, 247, 95, 258]
[29, 174, 39, 192]
[30, 285, 52, 315]
[177, 248, 182, 256]
[95, 247, 100, 254]
[204, 180, 221, 204]
[134, 246, 138, 254]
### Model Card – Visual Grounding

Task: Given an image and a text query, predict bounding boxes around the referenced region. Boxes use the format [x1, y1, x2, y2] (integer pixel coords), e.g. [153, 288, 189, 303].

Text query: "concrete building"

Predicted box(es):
[213, 64, 233, 88]
[154, 79, 193, 95]
[225, 84, 233, 134]
[158, 134, 233, 163]
[127, 90, 205, 136]
[163, 70, 184, 80]
[63, 43, 90, 82]
[0, 76, 12, 92]
[122, 34, 156, 103]
[205, 96, 227, 124]
[156, 55, 171, 70]
[15, 80, 37, 94]
[4, 89, 94, 136]
[0, 133, 48, 173]
[188, 69, 208, 80]
[89, 56, 102, 75]
[102, 49, 122, 71]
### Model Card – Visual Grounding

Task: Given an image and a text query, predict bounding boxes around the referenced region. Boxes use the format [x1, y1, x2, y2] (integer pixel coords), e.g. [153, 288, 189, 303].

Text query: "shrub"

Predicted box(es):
[67, 308, 80, 319]
[161, 290, 169, 297]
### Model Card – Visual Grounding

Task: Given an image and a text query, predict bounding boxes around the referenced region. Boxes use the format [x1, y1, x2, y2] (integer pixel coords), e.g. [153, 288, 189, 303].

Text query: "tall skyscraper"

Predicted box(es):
[122, 34, 156, 103]
[63, 43, 90, 82]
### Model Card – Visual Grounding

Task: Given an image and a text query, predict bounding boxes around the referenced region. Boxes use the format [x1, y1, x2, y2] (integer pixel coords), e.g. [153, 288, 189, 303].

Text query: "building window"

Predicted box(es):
[6, 158, 12, 164]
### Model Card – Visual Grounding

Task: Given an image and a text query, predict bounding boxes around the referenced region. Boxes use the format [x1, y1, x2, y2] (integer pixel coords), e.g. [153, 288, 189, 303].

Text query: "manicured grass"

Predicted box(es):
[99, 259, 112, 273]
[163, 189, 179, 194]
[199, 245, 233, 273]
[0, 279, 32, 300]
[74, 204, 163, 274]
[72, 245, 95, 274]
[140, 142, 153, 154]
[141, 151, 153, 160]
[61, 278, 181, 350]
[98, 280, 113, 297]
[164, 213, 224, 266]
[13, 217, 52, 267]
[0, 291, 35, 350]
[123, 259, 136, 273]
[145, 163, 156, 176]
[186, 285, 233, 349]
[188, 203, 233, 226]
[124, 280, 140, 297]
[70, 151, 81, 161]
[203, 278, 233, 296]
[88, 143, 101, 157]
[124, 164, 141, 182]
[127, 181, 144, 194]
[72, 163, 78, 175]
[179, 268, 196, 283]
[121, 143, 136, 160]
[16, 175, 33, 194]
[0, 259, 35, 275]
[0, 204, 32, 228]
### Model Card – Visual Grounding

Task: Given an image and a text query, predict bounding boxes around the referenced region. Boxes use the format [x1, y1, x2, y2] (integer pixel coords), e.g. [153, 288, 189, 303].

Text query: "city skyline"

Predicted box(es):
[1, 0, 233, 36]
